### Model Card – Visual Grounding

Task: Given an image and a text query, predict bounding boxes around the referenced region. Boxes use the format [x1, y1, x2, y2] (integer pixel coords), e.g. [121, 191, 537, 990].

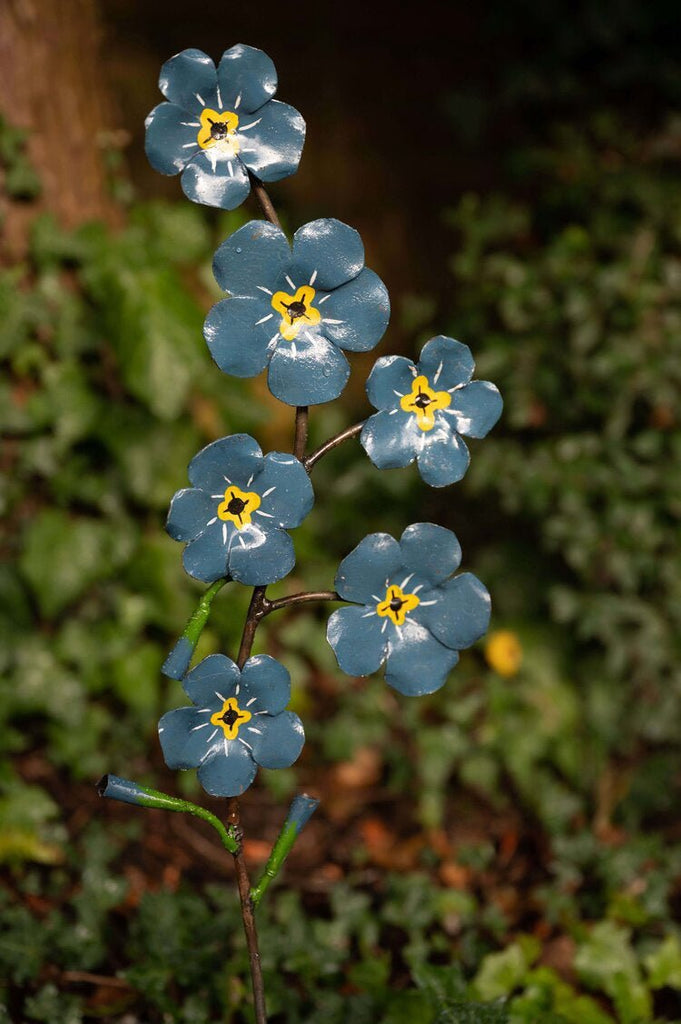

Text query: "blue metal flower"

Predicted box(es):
[326, 523, 490, 696]
[166, 433, 313, 585]
[203, 218, 390, 406]
[360, 336, 502, 487]
[159, 654, 305, 797]
[145, 45, 305, 210]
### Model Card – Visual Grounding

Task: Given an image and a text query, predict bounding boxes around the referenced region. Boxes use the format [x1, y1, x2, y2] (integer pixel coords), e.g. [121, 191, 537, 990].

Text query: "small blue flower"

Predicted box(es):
[159, 654, 305, 797]
[203, 218, 390, 406]
[360, 336, 502, 487]
[167, 433, 313, 585]
[145, 45, 305, 210]
[327, 523, 490, 696]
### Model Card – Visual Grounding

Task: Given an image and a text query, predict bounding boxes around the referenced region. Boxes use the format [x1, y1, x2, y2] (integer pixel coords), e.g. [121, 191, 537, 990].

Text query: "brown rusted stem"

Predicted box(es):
[293, 406, 309, 461]
[248, 172, 282, 230]
[305, 421, 365, 471]
[228, 799, 267, 1024]
[267, 590, 340, 613]
[235, 585, 269, 669]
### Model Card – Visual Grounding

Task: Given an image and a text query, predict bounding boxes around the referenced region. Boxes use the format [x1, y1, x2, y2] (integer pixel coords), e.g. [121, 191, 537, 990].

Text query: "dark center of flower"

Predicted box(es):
[209, 119, 230, 140]
[284, 300, 308, 322]
[389, 594, 405, 612]
[218, 707, 241, 728]
[413, 388, 433, 410]
[227, 495, 247, 517]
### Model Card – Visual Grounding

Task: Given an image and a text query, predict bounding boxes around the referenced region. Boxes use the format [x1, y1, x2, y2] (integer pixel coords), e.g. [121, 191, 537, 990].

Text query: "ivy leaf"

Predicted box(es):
[19, 509, 133, 618]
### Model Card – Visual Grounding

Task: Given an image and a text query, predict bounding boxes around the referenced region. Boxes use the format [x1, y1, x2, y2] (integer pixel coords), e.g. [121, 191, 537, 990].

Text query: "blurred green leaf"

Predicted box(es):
[19, 509, 133, 618]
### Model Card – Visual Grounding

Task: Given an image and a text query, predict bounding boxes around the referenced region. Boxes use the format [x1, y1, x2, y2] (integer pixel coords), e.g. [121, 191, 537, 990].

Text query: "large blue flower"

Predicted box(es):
[203, 218, 390, 406]
[360, 336, 502, 487]
[167, 433, 313, 585]
[327, 523, 490, 696]
[145, 45, 305, 210]
[159, 654, 304, 797]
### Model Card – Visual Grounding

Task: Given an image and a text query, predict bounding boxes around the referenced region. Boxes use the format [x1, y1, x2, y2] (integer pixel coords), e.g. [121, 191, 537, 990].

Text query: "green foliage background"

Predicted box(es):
[2, 19, 681, 1022]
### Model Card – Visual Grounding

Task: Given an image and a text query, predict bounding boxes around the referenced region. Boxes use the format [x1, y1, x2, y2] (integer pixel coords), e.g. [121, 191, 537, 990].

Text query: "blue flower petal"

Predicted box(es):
[334, 532, 404, 604]
[188, 434, 263, 492]
[240, 655, 291, 715]
[366, 355, 418, 411]
[158, 706, 222, 769]
[290, 219, 364, 291]
[227, 523, 295, 585]
[285, 794, 319, 834]
[360, 409, 419, 470]
[180, 150, 251, 210]
[384, 619, 459, 696]
[182, 522, 230, 582]
[399, 523, 462, 585]
[249, 711, 305, 769]
[144, 103, 201, 175]
[327, 605, 387, 676]
[183, 653, 239, 706]
[267, 330, 350, 406]
[238, 100, 305, 183]
[166, 488, 216, 542]
[216, 44, 277, 114]
[418, 573, 491, 651]
[417, 336, 475, 390]
[213, 220, 290, 295]
[198, 741, 257, 797]
[450, 381, 503, 438]
[416, 427, 471, 487]
[159, 49, 218, 115]
[318, 269, 390, 352]
[203, 296, 273, 378]
[162, 636, 194, 680]
[256, 453, 314, 528]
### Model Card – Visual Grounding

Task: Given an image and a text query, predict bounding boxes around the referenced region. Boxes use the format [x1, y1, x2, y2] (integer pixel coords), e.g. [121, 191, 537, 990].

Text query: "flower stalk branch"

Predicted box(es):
[305, 421, 365, 471]
[248, 171, 282, 229]
[162, 578, 229, 679]
[250, 794, 320, 907]
[228, 798, 268, 1024]
[97, 775, 239, 854]
[267, 590, 340, 613]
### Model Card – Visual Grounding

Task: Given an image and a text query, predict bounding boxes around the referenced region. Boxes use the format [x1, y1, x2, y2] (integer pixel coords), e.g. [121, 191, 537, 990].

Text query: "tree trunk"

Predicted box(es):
[0, 0, 122, 260]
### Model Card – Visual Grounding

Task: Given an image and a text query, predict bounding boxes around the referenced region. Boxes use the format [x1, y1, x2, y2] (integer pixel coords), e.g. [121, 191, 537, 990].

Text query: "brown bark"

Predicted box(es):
[0, 0, 123, 259]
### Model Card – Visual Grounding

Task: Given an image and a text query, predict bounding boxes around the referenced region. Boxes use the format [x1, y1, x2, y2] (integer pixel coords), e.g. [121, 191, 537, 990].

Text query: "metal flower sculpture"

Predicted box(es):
[101, 42, 503, 1024]
[203, 218, 390, 405]
[144, 44, 305, 209]
[166, 433, 313, 585]
[360, 335, 503, 486]
[327, 523, 491, 696]
[159, 654, 305, 797]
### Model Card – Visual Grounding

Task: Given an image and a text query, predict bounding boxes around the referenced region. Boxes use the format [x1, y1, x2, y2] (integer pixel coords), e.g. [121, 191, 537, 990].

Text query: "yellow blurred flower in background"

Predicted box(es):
[485, 629, 523, 677]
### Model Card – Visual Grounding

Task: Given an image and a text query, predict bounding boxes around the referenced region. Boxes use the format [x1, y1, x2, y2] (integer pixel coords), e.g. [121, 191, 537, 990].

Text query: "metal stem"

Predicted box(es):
[304, 421, 365, 471]
[248, 171, 282, 229]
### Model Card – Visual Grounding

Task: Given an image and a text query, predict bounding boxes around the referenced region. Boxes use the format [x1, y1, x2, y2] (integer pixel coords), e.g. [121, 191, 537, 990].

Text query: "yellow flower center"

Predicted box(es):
[217, 485, 261, 529]
[210, 697, 252, 740]
[197, 109, 240, 154]
[400, 375, 451, 431]
[376, 584, 421, 627]
[271, 285, 322, 341]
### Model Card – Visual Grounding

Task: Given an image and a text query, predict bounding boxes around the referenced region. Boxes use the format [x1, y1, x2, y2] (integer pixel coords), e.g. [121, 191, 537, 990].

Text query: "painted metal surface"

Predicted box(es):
[145, 44, 305, 209]
[158, 653, 305, 797]
[361, 335, 503, 486]
[327, 523, 491, 696]
[166, 433, 314, 584]
[204, 218, 390, 405]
